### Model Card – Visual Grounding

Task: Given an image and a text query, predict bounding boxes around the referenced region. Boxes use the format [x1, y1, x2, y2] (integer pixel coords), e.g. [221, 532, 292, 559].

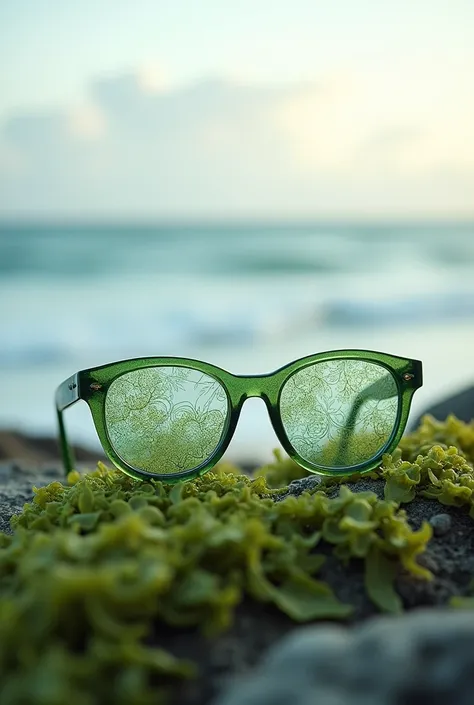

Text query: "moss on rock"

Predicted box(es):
[398, 413, 474, 465]
[381, 417, 474, 512]
[1, 415, 474, 705]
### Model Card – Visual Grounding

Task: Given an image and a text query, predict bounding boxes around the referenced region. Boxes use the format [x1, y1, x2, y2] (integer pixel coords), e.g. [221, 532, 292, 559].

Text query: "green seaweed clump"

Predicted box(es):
[377, 416, 474, 510]
[398, 414, 474, 465]
[383, 443, 474, 512]
[0, 459, 433, 705]
[254, 416, 474, 491]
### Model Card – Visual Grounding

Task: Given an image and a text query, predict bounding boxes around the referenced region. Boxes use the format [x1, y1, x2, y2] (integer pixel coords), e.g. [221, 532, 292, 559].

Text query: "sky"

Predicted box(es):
[1, 0, 473, 219]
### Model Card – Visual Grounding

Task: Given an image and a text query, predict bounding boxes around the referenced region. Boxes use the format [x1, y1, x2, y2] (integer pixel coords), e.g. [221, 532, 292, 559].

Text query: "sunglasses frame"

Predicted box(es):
[56, 349, 422, 482]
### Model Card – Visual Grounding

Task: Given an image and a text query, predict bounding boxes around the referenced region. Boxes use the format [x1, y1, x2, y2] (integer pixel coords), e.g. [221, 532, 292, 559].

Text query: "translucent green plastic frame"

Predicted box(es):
[56, 349, 422, 482]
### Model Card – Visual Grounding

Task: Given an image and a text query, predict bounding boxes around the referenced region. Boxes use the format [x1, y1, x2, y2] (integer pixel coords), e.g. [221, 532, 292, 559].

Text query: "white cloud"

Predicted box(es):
[0, 69, 473, 218]
[68, 104, 106, 140]
[136, 64, 170, 94]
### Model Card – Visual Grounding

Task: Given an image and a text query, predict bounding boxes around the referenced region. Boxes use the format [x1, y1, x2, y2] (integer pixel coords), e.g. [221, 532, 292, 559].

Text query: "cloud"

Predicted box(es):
[0, 70, 473, 217]
[68, 105, 106, 140]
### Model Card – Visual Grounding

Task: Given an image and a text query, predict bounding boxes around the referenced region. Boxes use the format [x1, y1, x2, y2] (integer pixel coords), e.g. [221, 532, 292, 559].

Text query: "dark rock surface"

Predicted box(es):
[0, 463, 65, 535]
[0, 429, 101, 463]
[281, 475, 474, 609]
[410, 385, 474, 428]
[213, 608, 474, 705]
[0, 430, 103, 535]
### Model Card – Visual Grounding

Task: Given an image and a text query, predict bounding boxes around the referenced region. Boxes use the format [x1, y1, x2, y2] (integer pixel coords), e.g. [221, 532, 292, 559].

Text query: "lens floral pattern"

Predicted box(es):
[280, 359, 399, 468]
[105, 367, 228, 474]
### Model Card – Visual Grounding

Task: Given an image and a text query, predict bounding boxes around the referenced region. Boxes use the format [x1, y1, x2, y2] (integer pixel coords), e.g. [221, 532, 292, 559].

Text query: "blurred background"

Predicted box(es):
[1, 0, 473, 464]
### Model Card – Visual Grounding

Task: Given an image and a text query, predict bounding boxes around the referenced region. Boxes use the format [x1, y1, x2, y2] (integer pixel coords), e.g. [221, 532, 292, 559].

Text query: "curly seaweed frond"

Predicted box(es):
[398, 414, 474, 465]
[255, 416, 474, 491]
[382, 442, 474, 513]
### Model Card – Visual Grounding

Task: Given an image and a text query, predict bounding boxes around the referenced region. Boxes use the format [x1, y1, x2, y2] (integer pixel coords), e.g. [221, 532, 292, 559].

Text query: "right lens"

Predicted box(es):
[279, 358, 399, 469]
[104, 366, 229, 475]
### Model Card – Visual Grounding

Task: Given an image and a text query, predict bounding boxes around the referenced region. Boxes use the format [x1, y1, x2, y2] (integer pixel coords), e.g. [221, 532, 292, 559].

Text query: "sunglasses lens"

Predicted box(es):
[105, 366, 229, 475]
[280, 359, 399, 469]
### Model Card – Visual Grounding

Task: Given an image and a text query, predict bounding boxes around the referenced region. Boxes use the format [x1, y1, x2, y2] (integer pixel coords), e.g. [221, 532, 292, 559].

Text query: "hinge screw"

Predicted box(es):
[68, 382, 77, 390]
[402, 373, 414, 381]
[90, 383, 103, 391]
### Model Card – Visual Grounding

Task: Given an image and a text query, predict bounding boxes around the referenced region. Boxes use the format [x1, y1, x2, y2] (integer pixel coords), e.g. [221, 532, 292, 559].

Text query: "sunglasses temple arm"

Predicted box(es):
[55, 374, 80, 477]
[334, 375, 397, 465]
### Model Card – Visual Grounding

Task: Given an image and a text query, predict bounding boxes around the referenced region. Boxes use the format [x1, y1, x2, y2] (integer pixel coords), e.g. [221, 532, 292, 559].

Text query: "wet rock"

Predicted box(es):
[214, 608, 474, 705]
[429, 513, 452, 536]
[0, 429, 100, 463]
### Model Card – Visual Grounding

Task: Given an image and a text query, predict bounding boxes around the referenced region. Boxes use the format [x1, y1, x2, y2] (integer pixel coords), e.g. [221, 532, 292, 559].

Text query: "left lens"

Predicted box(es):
[279, 359, 399, 469]
[105, 366, 229, 475]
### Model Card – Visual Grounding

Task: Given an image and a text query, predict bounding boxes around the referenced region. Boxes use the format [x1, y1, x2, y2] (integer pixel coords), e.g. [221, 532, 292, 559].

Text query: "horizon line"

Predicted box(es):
[1, 213, 474, 227]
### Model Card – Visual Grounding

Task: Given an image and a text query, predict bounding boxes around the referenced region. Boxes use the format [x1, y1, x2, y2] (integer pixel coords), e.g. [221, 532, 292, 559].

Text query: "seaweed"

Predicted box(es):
[382, 418, 474, 512]
[2, 415, 474, 704]
[397, 414, 474, 466]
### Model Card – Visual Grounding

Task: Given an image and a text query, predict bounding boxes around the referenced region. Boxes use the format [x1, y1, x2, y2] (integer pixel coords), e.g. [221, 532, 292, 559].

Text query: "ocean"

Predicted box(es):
[1, 221, 474, 463]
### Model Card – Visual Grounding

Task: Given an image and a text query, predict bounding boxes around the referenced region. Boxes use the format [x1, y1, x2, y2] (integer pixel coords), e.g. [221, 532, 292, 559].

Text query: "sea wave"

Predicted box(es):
[2, 290, 474, 368]
[1, 222, 474, 278]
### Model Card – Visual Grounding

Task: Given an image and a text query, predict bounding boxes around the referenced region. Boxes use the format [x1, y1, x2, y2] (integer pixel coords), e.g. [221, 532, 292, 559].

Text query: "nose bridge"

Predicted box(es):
[233, 373, 281, 406]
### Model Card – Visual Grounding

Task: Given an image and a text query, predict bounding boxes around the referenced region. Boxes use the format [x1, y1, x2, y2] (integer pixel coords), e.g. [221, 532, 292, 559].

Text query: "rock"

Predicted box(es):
[0, 429, 101, 463]
[213, 608, 474, 705]
[430, 513, 452, 536]
[3, 449, 474, 705]
[411, 385, 474, 428]
[285, 475, 322, 496]
[0, 464, 65, 535]
[275, 475, 385, 502]
[0, 430, 104, 535]
[277, 477, 474, 611]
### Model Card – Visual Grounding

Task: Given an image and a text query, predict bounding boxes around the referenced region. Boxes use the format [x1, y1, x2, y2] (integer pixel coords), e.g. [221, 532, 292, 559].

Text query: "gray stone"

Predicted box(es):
[275, 476, 386, 502]
[429, 513, 452, 536]
[213, 609, 474, 705]
[0, 463, 65, 535]
[285, 475, 322, 496]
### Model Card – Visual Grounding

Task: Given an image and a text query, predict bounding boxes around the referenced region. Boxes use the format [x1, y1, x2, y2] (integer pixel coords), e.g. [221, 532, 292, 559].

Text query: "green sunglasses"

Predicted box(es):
[55, 349, 422, 482]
